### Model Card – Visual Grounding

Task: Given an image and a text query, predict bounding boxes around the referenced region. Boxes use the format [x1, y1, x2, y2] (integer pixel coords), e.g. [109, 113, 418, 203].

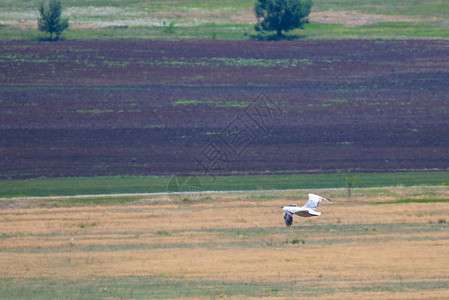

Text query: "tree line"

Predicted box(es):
[38, 0, 312, 40]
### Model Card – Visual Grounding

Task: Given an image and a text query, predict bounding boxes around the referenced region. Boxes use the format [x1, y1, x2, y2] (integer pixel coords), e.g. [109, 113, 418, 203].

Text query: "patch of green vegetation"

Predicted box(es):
[2, 21, 448, 41]
[208, 57, 302, 68]
[2, 274, 448, 299]
[73, 109, 114, 114]
[60, 24, 254, 41]
[0, 53, 51, 64]
[249, 193, 279, 200]
[1, 0, 448, 40]
[168, 98, 251, 108]
[1, 172, 449, 198]
[172, 99, 203, 106]
[156, 230, 171, 236]
[203, 131, 219, 135]
[102, 60, 129, 67]
[0, 233, 15, 239]
[326, 99, 347, 104]
[79, 222, 97, 229]
[0, 275, 297, 299]
[3, 222, 446, 255]
[360, 22, 449, 38]
[302, 22, 449, 39]
[38, 196, 143, 208]
[225, 228, 271, 240]
[142, 56, 312, 68]
[312, 0, 449, 19]
[284, 238, 305, 245]
[374, 198, 449, 205]
[358, 188, 396, 196]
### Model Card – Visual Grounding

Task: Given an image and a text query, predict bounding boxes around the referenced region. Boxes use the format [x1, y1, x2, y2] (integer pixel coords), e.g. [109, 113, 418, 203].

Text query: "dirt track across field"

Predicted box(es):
[0, 185, 439, 202]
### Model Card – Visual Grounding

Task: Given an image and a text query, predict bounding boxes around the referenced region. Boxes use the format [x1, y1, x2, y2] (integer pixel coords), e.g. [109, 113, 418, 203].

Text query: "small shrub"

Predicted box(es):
[157, 230, 170, 236]
[285, 238, 305, 244]
[79, 222, 97, 228]
[163, 21, 176, 35]
[291, 238, 305, 244]
[235, 231, 248, 239]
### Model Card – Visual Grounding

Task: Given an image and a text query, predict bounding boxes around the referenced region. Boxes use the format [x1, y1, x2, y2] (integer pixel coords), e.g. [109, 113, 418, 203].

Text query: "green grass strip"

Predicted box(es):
[374, 198, 449, 205]
[1, 171, 448, 198]
[1, 275, 448, 299]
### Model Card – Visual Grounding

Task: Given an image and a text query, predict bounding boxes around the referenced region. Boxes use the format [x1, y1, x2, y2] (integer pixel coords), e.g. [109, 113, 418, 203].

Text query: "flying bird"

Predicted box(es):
[282, 193, 332, 227]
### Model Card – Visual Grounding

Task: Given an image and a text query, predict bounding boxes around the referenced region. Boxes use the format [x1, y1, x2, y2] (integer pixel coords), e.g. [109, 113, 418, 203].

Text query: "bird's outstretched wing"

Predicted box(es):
[302, 194, 332, 210]
[283, 210, 293, 227]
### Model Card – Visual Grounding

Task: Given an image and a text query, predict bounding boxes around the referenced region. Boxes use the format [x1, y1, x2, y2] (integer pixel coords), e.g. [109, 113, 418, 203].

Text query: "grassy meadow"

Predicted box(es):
[1, 171, 449, 198]
[0, 0, 448, 40]
[1, 186, 449, 298]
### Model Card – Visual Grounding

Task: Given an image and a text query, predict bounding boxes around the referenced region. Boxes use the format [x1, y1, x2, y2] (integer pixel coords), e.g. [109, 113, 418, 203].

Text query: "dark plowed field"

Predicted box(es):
[1, 40, 448, 179]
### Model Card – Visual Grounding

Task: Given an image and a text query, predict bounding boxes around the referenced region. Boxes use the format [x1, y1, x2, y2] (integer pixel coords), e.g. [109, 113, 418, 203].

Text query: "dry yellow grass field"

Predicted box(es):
[1, 187, 449, 298]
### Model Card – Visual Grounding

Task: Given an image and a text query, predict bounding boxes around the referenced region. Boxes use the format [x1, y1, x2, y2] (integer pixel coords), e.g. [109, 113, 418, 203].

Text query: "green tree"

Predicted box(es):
[38, 0, 69, 40]
[254, 0, 312, 37]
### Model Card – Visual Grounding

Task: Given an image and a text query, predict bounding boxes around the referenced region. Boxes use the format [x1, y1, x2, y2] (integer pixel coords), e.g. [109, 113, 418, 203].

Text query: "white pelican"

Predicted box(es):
[282, 193, 332, 227]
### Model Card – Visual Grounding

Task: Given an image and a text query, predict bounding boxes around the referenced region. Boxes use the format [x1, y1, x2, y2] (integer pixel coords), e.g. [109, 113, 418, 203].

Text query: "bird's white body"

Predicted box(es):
[282, 194, 332, 227]
[285, 205, 321, 217]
